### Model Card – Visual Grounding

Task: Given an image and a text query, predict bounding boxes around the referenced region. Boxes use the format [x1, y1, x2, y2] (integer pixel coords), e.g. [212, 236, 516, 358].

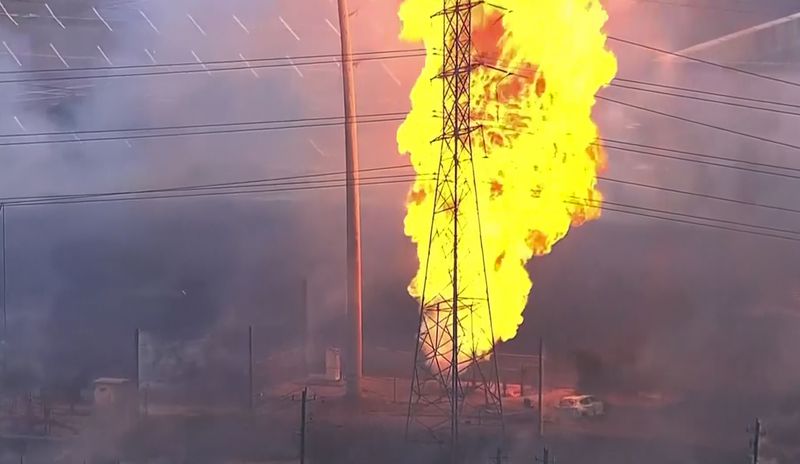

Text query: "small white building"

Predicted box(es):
[325, 348, 341, 382]
[93, 377, 138, 423]
[94, 377, 136, 406]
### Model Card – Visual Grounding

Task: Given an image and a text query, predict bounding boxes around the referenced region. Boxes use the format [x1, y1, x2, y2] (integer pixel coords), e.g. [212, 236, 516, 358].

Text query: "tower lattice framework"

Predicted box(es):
[406, 0, 504, 447]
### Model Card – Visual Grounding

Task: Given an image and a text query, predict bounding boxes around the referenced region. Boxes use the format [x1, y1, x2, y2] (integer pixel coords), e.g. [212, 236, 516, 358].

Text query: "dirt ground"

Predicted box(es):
[0, 377, 761, 463]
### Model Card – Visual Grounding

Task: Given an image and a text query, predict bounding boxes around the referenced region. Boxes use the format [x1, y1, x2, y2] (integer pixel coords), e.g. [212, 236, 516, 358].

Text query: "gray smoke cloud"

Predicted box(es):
[0, 0, 356, 387]
[515, 2, 800, 460]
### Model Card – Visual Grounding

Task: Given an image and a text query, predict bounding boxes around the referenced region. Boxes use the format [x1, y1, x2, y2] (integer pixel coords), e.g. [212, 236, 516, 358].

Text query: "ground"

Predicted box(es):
[0, 375, 760, 463]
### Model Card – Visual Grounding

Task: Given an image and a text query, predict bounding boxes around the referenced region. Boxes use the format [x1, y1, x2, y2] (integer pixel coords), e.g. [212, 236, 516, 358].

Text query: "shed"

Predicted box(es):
[93, 377, 137, 409]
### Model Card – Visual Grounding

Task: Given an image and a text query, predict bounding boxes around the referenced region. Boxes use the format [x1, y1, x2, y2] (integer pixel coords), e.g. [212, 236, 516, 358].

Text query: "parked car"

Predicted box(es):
[556, 394, 605, 417]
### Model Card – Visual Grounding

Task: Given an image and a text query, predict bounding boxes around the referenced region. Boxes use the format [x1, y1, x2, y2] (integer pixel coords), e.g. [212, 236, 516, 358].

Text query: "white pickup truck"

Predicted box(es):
[556, 394, 605, 417]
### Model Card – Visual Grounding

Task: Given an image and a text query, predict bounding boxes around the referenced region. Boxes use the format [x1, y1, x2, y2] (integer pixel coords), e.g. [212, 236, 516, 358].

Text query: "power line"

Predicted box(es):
[6, 102, 796, 187]
[614, 77, 800, 110]
[598, 95, 800, 151]
[0, 161, 797, 244]
[474, 52, 800, 111]
[0, 113, 408, 148]
[2, 48, 797, 158]
[503, 121, 800, 214]
[601, 142, 800, 180]
[4, 166, 799, 245]
[632, 0, 762, 14]
[0, 50, 425, 85]
[599, 138, 800, 175]
[5, 40, 795, 127]
[0, 111, 409, 140]
[13, 172, 426, 206]
[563, 199, 800, 243]
[461, 108, 800, 179]
[599, 175, 800, 215]
[5, 94, 793, 158]
[500, 113, 800, 178]
[7, 157, 799, 227]
[609, 82, 800, 117]
[7, 143, 799, 219]
[476, 53, 800, 122]
[0, 48, 425, 75]
[594, 202, 800, 243]
[1, 166, 424, 206]
[607, 35, 800, 89]
[0, 102, 794, 240]
[22, 183, 800, 243]
[596, 198, 800, 237]
[5, 175, 422, 208]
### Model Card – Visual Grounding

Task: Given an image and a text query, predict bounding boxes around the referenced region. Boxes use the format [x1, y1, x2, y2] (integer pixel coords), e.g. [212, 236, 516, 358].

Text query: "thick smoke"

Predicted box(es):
[0, 0, 356, 391]
[3, 0, 800, 462]
[514, 1, 800, 459]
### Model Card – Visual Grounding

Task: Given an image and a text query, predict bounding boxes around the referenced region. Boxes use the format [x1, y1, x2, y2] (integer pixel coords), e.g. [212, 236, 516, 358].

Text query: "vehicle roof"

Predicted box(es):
[561, 394, 596, 400]
[94, 377, 131, 385]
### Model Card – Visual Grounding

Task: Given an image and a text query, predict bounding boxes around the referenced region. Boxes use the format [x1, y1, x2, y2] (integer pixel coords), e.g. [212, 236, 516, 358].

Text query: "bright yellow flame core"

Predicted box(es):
[397, 1, 618, 359]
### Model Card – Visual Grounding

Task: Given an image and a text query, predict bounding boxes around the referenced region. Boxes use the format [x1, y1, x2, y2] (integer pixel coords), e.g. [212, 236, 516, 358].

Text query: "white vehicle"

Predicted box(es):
[556, 394, 605, 417]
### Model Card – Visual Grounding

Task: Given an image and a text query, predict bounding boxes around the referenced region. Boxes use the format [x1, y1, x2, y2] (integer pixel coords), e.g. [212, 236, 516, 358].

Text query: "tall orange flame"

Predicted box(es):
[398, 0, 618, 359]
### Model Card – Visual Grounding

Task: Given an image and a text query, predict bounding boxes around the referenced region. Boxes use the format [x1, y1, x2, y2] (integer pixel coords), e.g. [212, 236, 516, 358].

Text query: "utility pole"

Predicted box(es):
[750, 418, 762, 464]
[291, 388, 314, 463]
[134, 328, 140, 391]
[300, 387, 309, 464]
[490, 447, 506, 464]
[336, 0, 363, 403]
[538, 337, 544, 438]
[301, 279, 311, 376]
[248, 325, 254, 412]
[16, 441, 26, 464]
[536, 447, 552, 464]
[143, 385, 149, 417]
[1, 204, 6, 384]
[134, 328, 141, 416]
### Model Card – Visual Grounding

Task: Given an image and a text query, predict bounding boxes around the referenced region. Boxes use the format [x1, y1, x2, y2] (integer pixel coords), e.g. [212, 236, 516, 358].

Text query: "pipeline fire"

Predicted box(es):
[397, 0, 618, 360]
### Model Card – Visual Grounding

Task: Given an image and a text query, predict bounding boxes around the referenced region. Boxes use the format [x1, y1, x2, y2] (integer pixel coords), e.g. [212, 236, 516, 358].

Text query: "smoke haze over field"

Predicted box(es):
[1, 0, 800, 461]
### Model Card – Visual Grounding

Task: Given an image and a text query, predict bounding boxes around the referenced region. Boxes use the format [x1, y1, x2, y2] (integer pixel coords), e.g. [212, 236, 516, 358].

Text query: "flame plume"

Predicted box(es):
[397, 0, 618, 360]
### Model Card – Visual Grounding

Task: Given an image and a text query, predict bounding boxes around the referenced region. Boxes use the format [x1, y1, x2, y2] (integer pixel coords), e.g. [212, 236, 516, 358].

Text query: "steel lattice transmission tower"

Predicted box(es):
[405, 0, 504, 449]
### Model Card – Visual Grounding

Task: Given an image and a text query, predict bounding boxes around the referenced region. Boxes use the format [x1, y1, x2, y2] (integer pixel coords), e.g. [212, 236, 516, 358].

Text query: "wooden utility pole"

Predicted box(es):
[134, 328, 140, 391]
[538, 337, 544, 438]
[751, 418, 762, 464]
[490, 447, 506, 464]
[134, 328, 141, 417]
[291, 387, 315, 463]
[1, 204, 6, 384]
[336, 0, 363, 403]
[536, 447, 551, 464]
[301, 279, 311, 376]
[248, 325, 254, 412]
[16, 441, 26, 464]
[491, 446, 508, 464]
[300, 387, 308, 464]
